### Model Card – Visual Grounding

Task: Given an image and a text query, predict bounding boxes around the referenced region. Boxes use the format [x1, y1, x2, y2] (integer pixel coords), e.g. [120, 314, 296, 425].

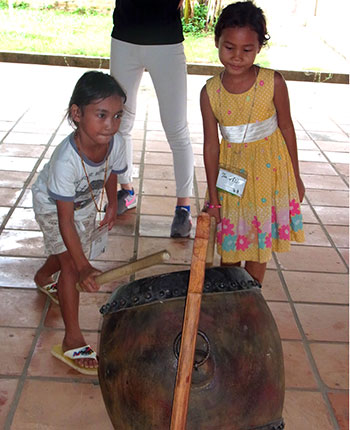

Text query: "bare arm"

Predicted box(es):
[200, 85, 221, 222]
[100, 172, 118, 230]
[56, 200, 100, 291]
[274, 71, 305, 202]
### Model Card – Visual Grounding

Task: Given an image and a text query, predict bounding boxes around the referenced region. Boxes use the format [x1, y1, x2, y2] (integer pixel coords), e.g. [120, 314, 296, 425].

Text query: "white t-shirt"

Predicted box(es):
[32, 132, 127, 221]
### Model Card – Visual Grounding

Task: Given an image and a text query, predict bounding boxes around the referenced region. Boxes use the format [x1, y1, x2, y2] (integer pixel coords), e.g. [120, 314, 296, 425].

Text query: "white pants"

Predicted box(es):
[110, 38, 194, 198]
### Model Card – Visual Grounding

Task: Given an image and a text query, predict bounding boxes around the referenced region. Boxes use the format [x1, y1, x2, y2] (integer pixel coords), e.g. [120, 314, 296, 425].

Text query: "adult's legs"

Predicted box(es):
[145, 43, 194, 201]
[245, 261, 267, 284]
[110, 38, 145, 187]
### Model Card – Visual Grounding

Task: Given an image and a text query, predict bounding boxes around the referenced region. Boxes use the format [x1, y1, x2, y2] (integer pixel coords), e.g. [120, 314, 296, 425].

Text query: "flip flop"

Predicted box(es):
[51, 344, 98, 376]
[35, 280, 59, 305]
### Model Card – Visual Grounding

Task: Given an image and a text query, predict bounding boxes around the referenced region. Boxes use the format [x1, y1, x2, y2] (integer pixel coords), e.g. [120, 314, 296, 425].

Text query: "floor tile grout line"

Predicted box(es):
[299, 122, 350, 189]
[0, 114, 66, 235]
[272, 253, 341, 430]
[4, 298, 51, 430]
[303, 193, 349, 271]
[0, 108, 29, 145]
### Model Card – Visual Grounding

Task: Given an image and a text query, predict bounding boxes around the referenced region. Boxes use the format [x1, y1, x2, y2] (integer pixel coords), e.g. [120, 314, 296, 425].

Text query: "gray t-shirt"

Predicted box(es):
[32, 132, 127, 221]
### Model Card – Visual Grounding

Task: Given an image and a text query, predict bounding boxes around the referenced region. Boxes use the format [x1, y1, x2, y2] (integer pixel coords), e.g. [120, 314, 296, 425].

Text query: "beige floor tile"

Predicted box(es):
[283, 390, 335, 430]
[0, 188, 21, 206]
[324, 151, 349, 164]
[316, 141, 349, 152]
[94, 235, 135, 262]
[283, 341, 317, 389]
[267, 302, 301, 340]
[144, 151, 172, 165]
[325, 225, 349, 248]
[138, 237, 194, 266]
[3, 131, 52, 145]
[277, 245, 347, 273]
[302, 174, 348, 190]
[195, 166, 206, 182]
[327, 392, 349, 430]
[338, 248, 349, 266]
[0, 379, 19, 429]
[0, 230, 45, 257]
[142, 178, 177, 197]
[44, 292, 109, 331]
[17, 189, 33, 207]
[284, 271, 349, 304]
[0, 144, 46, 158]
[109, 212, 137, 236]
[306, 189, 349, 206]
[0, 327, 36, 375]
[0, 171, 30, 188]
[0, 156, 37, 172]
[141, 196, 198, 216]
[295, 303, 348, 341]
[11, 380, 113, 430]
[310, 342, 348, 389]
[139, 214, 193, 238]
[5, 207, 39, 230]
[0, 207, 10, 225]
[27, 329, 100, 378]
[298, 150, 328, 162]
[145, 140, 172, 152]
[313, 206, 349, 225]
[334, 163, 349, 177]
[308, 131, 349, 142]
[302, 224, 332, 247]
[143, 164, 175, 180]
[0, 256, 46, 289]
[261, 270, 287, 301]
[0, 289, 45, 327]
[300, 161, 337, 175]
[300, 204, 318, 223]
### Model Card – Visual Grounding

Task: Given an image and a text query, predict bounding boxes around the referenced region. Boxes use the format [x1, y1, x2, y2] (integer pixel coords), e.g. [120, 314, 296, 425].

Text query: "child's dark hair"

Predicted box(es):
[68, 71, 127, 126]
[215, 1, 269, 47]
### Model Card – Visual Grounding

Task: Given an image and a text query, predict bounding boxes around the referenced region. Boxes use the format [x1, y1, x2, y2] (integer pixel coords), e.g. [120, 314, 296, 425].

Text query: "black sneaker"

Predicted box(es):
[170, 207, 192, 238]
[117, 189, 137, 215]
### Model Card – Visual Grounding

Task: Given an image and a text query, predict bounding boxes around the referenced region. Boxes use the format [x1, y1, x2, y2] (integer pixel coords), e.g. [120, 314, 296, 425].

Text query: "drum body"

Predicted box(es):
[99, 267, 285, 430]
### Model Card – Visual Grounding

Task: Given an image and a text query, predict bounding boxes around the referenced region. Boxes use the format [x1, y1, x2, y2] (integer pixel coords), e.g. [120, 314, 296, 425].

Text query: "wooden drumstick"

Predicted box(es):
[170, 212, 210, 430]
[205, 215, 217, 267]
[75, 249, 171, 292]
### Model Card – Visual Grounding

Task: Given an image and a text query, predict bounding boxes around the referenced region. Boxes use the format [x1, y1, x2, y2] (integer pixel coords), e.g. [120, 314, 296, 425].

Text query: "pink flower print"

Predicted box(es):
[265, 137, 268, 141]
[265, 232, 272, 248]
[289, 199, 301, 216]
[222, 218, 234, 236]
[259, 80, 264, 86]
[252, 216, 262, 233]
[271, 206, 277, 223]
[244, 143, 248, 148]
[279, 224, 290, 240]
[227, 143, 232, 148]
[236, 235, 250, 251]
[216, 88, 221, 93]
[227, 110, 232, 115]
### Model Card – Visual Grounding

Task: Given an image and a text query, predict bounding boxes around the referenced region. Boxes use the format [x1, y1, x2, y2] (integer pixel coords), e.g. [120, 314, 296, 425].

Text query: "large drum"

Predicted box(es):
[99, 267, 285, 430]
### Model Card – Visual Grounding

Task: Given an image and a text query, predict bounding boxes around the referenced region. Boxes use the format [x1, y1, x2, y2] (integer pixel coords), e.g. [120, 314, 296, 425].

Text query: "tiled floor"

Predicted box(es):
[0, 62, 348, 430]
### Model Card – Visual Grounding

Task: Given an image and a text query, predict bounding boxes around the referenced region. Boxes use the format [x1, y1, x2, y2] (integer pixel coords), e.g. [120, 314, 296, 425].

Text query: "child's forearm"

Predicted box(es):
[204, 145, 220, 204]
[105, 172, 118, 210]
[280, 126, 301, 178]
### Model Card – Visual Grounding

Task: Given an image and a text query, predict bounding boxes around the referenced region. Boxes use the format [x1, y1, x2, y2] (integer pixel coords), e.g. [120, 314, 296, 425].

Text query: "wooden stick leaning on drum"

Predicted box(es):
[75, 250, 171, 292]
[171, 212, 215, 430]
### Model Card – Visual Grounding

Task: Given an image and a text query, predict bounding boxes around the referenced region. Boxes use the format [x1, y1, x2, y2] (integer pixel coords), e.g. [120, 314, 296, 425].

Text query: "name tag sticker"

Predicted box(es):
[216, 168, 247, 197]
[90, 223, 108, 260]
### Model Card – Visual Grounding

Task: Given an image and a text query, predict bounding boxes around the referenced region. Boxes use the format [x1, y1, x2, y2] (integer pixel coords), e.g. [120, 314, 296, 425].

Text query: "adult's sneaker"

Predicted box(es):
[170, 207, 192, 238]
[117, 189, 137, 215]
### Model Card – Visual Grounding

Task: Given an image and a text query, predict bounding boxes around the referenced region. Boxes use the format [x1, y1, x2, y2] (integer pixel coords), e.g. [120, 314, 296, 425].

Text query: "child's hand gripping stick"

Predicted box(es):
[75, 250, 171, 292]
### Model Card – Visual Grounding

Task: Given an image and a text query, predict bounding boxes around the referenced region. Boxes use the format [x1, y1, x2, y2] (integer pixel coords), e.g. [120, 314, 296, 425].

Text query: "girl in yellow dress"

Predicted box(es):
[201, 1, 305, 284]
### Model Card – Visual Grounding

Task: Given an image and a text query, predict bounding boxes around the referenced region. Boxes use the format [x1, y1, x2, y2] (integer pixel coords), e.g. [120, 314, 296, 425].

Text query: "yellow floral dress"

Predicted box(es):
[206, 67, 304, 263]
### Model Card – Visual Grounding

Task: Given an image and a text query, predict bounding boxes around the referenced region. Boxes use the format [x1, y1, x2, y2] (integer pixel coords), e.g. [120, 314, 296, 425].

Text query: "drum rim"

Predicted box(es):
[100, 266, 261, 316]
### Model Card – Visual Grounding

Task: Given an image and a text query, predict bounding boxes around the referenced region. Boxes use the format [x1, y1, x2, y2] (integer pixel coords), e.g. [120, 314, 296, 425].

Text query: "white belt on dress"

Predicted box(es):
[219, 113, 278, 143]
